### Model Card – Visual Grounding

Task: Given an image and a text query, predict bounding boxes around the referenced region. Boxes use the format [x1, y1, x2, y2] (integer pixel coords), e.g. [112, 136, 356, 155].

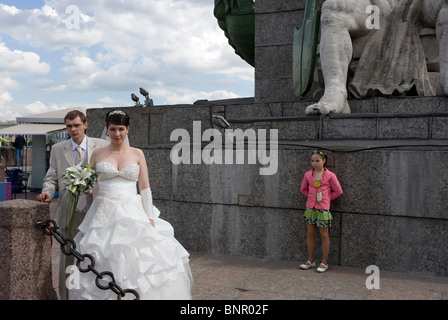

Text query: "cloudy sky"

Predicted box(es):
[0, 0, 254, 122]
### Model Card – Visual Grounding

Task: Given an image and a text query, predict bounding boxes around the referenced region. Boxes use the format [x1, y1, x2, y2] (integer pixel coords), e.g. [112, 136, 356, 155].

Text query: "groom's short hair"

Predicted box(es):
[65, 110, 87, 124]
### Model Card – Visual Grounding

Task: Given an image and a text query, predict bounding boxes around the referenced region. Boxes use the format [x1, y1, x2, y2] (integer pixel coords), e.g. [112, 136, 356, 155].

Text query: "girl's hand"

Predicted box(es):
[84, 189, 93, 195]
[149, 219, 155, 227]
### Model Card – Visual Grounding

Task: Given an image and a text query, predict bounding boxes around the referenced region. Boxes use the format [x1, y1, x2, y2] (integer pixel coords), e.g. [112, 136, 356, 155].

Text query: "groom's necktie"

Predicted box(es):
[76, 146, 84, 164]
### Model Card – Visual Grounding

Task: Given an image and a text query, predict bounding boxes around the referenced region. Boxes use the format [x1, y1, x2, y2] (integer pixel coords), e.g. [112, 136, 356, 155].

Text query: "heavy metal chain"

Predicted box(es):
[36, 219, 140, 300]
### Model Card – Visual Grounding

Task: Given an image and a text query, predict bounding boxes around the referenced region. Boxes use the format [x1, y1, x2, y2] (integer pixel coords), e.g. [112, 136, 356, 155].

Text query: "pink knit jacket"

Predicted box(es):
[300, 168, 343, 210]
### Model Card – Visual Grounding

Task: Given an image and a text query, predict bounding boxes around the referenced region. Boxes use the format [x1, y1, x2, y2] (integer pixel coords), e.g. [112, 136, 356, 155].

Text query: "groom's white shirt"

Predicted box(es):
[70, 136, 88, 164]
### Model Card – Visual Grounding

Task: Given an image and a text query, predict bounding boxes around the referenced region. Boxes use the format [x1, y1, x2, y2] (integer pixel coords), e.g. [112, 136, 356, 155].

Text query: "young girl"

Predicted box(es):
[299, 150, 343, 272]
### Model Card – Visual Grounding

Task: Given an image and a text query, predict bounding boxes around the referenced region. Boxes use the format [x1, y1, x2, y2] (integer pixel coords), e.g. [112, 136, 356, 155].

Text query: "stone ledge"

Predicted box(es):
[87, 97, 448, 145]
[227, 112, 448, 140]
[0, 200, 49, 228]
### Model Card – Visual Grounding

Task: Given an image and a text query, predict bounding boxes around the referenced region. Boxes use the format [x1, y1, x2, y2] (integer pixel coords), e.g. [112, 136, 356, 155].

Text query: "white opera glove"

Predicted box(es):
[140, 188, 155, 221]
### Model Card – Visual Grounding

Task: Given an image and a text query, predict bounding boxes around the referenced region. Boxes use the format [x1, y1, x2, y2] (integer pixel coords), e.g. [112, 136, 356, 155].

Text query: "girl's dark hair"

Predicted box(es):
[311, 150, 327, 166]
[105, 110, 130, 128]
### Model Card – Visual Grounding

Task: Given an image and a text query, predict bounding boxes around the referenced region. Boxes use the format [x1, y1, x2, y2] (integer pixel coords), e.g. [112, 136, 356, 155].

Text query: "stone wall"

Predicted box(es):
[254, 0, 325, 103]
[86, 96, 448, 276]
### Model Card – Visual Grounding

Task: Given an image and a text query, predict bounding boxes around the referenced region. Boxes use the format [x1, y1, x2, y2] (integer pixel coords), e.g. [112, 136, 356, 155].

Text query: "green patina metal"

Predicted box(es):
[214, 0, 255, 67]
[293, 0, 321, 97]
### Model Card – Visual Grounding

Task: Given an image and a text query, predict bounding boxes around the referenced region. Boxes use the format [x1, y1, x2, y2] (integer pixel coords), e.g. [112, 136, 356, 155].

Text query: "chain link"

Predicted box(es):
[36, 219, 140, 300]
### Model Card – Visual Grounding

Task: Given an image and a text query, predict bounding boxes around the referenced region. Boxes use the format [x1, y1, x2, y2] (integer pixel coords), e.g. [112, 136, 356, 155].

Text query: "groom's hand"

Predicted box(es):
[37, 192, 51, 203]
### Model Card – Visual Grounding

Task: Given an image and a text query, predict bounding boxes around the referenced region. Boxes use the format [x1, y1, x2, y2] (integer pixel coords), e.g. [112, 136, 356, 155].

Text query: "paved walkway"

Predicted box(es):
[188, 251, 448, 300]
[20, 191, 447, 301]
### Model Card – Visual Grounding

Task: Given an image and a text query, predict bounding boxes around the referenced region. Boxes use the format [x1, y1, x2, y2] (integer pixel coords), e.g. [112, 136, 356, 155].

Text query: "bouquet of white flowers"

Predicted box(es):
[59, 163, 97, 237]
[62, 163, 97, 196]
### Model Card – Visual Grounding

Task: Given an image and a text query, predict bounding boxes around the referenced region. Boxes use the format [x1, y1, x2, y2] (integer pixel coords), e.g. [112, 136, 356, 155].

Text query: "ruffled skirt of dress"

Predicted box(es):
[68, 193, 192, 300]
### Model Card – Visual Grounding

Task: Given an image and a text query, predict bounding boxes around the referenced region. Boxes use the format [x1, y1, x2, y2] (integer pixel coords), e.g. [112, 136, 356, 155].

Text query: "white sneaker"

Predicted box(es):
[299, 261, 316, 270]
[316, 263, 328, 273]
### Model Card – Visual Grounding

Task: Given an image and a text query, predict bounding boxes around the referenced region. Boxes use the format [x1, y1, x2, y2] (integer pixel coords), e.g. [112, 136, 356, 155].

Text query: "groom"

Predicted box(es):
[36, 109, 109, 300]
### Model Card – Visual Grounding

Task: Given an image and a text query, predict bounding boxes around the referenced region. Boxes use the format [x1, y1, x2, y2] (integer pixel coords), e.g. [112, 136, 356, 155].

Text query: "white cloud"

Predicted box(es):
[0, 0, 254, 121]
[0, 91, 13, 104]
[97, 96, 127, 106]
[61, 54, 99, 75]
[0, 108, 20, 122]
[24, 100, 50, 114]
[24, 100, 69, 114]
[55, 1, 250, 80]
[43, 84, 67, 92]
[0, 77, 16, 119]
[0, 3, 101, 49]
[0, 91, 17, 121]
[0, 41, 50, 75]
[31, 78, 67, 91]
[0, 3, 19, 15]
[1, 0, 253, 78]
[0, 40, 53, 120]
[151, 87, 239, 105]
[0, 77, 19, 91]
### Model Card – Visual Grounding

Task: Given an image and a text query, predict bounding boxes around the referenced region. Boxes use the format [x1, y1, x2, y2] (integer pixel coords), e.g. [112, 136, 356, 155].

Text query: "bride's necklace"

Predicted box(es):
[108, 146, 128, 154]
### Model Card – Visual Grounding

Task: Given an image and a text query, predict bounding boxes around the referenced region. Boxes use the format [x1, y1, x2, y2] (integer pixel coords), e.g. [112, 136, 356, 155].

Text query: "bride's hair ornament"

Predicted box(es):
[108, 110, 126, 116]
[102, 109, 131, 145]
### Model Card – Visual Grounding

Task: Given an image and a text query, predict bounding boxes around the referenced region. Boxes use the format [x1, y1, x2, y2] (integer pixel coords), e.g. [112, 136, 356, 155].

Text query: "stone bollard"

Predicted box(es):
[0, 163, 5, 181]
[0, 200, 58, 300]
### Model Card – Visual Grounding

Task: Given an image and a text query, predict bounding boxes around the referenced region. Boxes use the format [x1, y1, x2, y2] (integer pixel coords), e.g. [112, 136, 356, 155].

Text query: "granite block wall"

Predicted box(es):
[146, 146, 448, 275]
[254, 0, 325, 103]
[87, 101, 448, 276]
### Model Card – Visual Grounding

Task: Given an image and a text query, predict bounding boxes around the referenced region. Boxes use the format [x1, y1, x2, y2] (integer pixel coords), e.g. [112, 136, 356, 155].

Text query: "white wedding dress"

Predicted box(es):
[68, 161, 192, 300]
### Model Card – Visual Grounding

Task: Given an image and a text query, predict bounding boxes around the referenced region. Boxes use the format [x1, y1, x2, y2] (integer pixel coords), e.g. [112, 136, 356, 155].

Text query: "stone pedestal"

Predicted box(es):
[87, 96, 448, 276]
[0, 200, 57, 300]
[0, 164, 4, 181]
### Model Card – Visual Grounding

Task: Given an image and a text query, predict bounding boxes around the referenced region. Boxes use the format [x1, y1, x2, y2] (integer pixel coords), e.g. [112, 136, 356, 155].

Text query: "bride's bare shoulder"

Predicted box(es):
[129, 146, 144, 155]
[128, 147, 145, 165]
[91, 146, 109, 156]
[95, 144, 110, 151]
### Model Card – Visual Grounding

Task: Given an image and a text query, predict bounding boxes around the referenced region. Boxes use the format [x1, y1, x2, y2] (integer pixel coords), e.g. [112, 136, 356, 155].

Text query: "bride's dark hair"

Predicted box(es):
[106, 110, 130, 128]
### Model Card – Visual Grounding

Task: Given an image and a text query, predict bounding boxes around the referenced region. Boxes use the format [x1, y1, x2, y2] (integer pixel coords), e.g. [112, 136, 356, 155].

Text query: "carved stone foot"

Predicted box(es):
[305, 92, 351, 115]
[305, 103, 331, 115]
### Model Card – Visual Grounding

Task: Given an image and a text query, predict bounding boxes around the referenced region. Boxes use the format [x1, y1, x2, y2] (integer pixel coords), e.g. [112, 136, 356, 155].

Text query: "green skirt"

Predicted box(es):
[303, 208, 332, 228]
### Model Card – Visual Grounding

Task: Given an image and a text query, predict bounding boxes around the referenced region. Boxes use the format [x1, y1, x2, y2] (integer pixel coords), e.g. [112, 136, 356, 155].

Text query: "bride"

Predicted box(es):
[68, 110, 192, 300]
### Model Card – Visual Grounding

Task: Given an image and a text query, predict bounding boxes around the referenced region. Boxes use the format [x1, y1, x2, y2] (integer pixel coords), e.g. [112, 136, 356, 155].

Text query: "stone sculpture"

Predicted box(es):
[214, 0, 255, 67]
[305, 0, 448, 115]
